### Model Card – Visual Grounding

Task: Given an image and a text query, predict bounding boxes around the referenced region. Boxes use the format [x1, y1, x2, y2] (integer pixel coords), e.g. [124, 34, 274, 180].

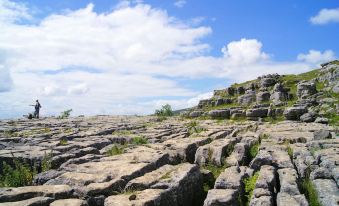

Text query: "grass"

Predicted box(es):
[0, 159, 36, 187]
[131, 136, 148, 145]
[41, 151, 53, 172]
[112, 130, 133, 136]
[286, 143, 293, 160]
[186, 121, 207, 136]
[242, 172, 259, 206]
[249, 142, 259, 160]
[202, 163, 229, 179]
[300, 166, 321, 206]
[160, 171, 172, 180]
[106, 144, 126, 156]
[59, 139, 68, 145]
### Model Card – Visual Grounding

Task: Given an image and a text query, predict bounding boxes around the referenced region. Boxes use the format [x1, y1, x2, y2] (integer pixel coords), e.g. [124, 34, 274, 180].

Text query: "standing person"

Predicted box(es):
[30, 100, 42, 118]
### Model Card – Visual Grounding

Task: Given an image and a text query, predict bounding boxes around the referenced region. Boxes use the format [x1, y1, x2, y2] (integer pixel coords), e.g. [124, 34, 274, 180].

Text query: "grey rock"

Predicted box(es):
[246, 108, 268, 118]
[283, 106, 307, 120]
[313, 179, 339, 206]
[314, 117, 329, 124]
[260, 78, 276, 87]
[189, 111, 204, 118]
[208, 110, 230, 119]
[203, 189, 239, 206]
[297, 81, 317, 99]
[238, 91, 256, 105]
[313, 130, 332, 140]
[300, 112, 316, 122]
[256, 92, 271, 103]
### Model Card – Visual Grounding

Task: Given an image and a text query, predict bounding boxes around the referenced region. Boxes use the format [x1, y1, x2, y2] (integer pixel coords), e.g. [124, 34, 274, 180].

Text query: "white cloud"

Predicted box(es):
[174, 0, 186, 8]
[0, 65, 12, 92]
[297, 50, 336, 64]
[222, 38, 269, 66]
[310, 8, 339, 25]
[0, 1, 335, 118]
[0, 0, 31, 23]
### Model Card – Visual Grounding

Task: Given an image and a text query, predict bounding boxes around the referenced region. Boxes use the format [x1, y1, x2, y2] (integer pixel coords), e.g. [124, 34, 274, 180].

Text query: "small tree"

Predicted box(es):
[155, 104, 173, 117]
[58, 109, 72, 119]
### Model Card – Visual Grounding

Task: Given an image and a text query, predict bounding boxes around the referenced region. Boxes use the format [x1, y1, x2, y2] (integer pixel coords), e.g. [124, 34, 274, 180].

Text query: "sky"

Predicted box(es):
[0, 0, 338, 119]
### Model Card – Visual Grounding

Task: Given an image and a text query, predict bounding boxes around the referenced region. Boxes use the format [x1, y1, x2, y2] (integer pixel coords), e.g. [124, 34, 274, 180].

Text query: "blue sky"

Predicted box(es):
[0, 0, 338, 119]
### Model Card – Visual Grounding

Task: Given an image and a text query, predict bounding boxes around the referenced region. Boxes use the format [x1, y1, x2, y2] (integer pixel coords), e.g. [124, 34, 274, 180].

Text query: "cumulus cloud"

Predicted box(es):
[222, 38, 269, 66]
[0, 0, 335, 118]
[0, 65, 12, 92]
[0, 0, 31, 23]
[310, 8, 339, 25]
[297, 50, 336, 64]
[174, 0, 186, 8]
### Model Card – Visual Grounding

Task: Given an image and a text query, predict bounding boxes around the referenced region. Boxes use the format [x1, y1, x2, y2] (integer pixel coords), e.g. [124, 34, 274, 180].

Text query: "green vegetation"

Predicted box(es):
[58, 109, 73, 119]
[242, 172, 259, 206]
[202, 163, 229, 179]
[106, 144, 126, 156]
[41, 151, 53, 172]
[310, 146, 321, 157]
[59, 138, 68, 145]
[249, 142, 259, 160]
[0, 159, 36, 187]
[112, 129, 133, 136]
[186, 121, 207, 136]
[300, 166, 321, 206]
[131, 136, 148, 145]
[155, 104, 174, 117]
[160, 171, 172, 180]
[286, 143, 293, 160]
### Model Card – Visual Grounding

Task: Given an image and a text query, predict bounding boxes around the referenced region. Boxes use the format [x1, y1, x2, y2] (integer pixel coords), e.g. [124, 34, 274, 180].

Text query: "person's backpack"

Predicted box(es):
[28, 113, 33, 119]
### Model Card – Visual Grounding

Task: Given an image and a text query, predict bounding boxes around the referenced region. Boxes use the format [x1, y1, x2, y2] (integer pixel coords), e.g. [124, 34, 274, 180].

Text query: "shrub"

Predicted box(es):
[131, 136, 148, 145]
[186, 121, 206, 136]
[155, 104, 173, 117]
[243, 172, 259, 205]
[58, 109, 73, 119]
[41, 151, 53, 172]
[59, 139, 68, 145]
[0, 159, 36, 187]
[106, 145, 126, 156]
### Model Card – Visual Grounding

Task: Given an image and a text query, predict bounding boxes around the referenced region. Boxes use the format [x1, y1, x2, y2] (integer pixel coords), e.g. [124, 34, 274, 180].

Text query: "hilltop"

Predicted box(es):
[0, 61, 338, 206]
[186, 60, 339, 126]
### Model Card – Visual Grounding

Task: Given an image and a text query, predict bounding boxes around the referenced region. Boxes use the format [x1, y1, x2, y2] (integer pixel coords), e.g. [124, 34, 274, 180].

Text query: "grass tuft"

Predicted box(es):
[243, 172, 259, 206]
[106, 144, 126, 156]
[131, 136, 148, 145]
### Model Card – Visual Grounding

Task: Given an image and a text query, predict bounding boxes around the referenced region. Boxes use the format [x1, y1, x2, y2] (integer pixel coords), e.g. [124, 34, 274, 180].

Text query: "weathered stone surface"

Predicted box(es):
[246, 108, 268, 118]
[50, 199, 88, 206]
[276, 193, 308, 206]
[277, 168, 300, 196]
[0, 196, 54, 206]
[195, 137, 240, 166]
[214, 166, 252, 192]
[238, 91, 256, 105]
[313, 179, 339, 206]
[0, 185, 73, 203]
[300, 112, 317, 122]
[256, 92, 271, 103]
[208, 110, 230, 119]
[203, 189, 239, 206]
[297, 81, 317, 99]
[313, 129, 332, 140]
[283, 106, 307, 120]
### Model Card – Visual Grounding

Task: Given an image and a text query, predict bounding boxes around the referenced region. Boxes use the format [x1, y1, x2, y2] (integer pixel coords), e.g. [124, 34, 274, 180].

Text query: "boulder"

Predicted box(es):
[283, 106, 307, 120]
[246, 108, 268, 118]
[203, 189, 239, 206]
[189, 111, 204, 118]
[314, 117, 329, 124]
[313, 130, 332, 140]
[256, 92, 271, 103]
[208, 110, 230, 119]
[260, 78, 276, 87]
[238, 91, 256, 105]
[237, 86, 245, 95]
[270, 91, 288, 103]
[299, 112, 316, 122]
[297, 81, 317, 99]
